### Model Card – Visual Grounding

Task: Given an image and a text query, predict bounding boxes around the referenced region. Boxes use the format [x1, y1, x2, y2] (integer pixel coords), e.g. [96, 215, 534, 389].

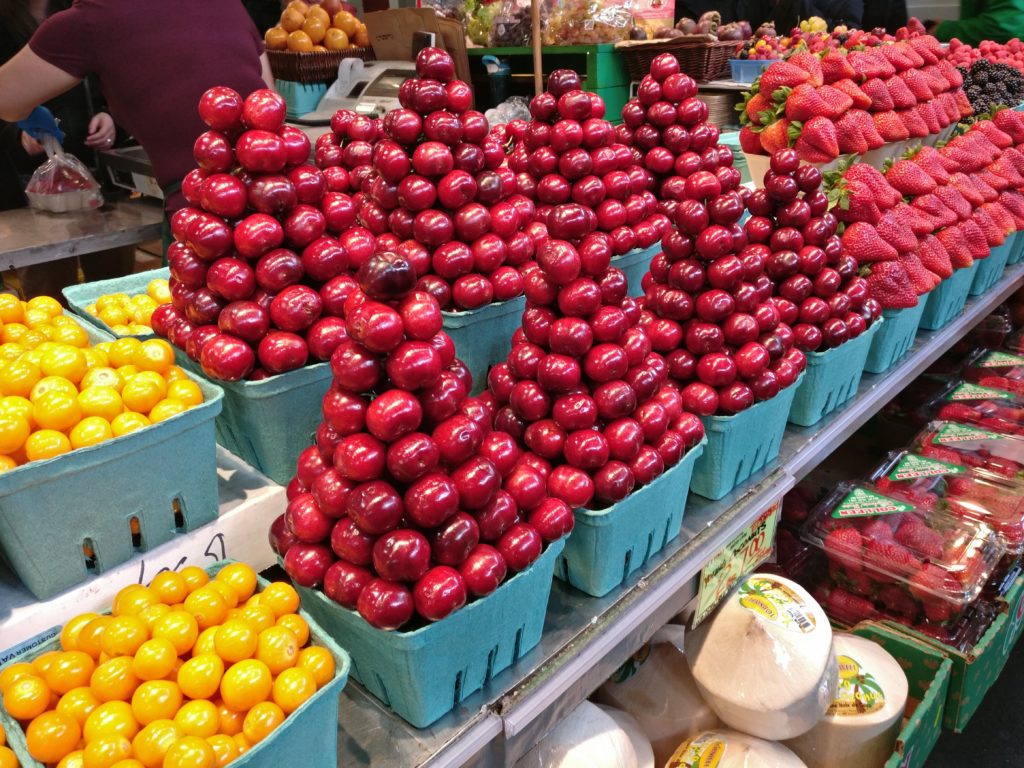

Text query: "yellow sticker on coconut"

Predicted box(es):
[667, 732, 725, 768]
[737, 576, 816, 633]
[828, 654, 886, 716]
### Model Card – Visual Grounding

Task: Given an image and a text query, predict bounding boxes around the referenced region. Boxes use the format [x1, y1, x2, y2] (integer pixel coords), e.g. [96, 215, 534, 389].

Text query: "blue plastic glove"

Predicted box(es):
[17, 106, 65, 144]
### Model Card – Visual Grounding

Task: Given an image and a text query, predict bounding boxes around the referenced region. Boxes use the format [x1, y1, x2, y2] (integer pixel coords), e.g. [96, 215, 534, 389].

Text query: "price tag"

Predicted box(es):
[692, 500, 780, 628]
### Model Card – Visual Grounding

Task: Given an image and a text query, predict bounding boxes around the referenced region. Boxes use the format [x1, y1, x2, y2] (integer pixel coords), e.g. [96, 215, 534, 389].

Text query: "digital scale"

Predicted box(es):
[291, 59, 418, 124]
[98, 145, 162, 199]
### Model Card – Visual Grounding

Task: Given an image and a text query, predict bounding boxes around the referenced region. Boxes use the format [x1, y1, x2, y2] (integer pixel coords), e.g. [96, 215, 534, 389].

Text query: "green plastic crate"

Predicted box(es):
[690, 374, 803, 500]
[295, 538, 564, 728]
[63, 267, 170, 338]
[865, 302, 928, 374]
[919, 262, 980, 331]
[788, 319, 881, 427]
[0, 561, 351, 768]
[443, 296, 526, 395]
[555, 437, 706, 597]
[969, 238, 1012, 296]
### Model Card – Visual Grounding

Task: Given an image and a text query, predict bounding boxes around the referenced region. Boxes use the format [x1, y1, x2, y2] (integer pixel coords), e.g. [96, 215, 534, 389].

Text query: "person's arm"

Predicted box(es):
[260, 52, 275, 89]
[934, 0, 1024, 44]
[0, 45, 80, 122]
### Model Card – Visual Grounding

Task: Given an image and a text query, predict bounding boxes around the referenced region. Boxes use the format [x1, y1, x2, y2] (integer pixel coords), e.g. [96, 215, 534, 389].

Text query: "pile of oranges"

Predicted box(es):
[0, 563, 337, 767]
[264, 0, 369, 53]
[0, 295, 205, 468]
[84, 280, 172, 338]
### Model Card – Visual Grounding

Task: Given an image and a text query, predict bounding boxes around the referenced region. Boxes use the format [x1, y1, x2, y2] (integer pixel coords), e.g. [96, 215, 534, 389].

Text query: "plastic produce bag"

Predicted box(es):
[25, 134, 103, 213]
[544, 0, 633, 45]
[485, 95, 532, 126]
[466, 0, 499, 45]
[490, 0, 538, 47]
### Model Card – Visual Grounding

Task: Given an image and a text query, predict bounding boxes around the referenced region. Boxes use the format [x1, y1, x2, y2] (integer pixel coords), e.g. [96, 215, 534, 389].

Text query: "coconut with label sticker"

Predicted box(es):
[514, 700, 640, 768]
[684, 573, 837, 741]
[597, 628, 720, 766]
[597, 705, 656, 768]
[665, 729, 807, 768]
[783, 633, 908, 768]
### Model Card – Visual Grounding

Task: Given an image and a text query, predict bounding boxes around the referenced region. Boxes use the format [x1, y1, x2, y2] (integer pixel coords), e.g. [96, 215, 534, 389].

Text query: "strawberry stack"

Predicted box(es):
[741, 35, 971, 163]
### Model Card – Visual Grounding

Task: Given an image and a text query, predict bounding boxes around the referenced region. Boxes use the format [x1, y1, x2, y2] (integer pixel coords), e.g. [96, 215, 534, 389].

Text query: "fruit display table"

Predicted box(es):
[0, 195, 163, 271]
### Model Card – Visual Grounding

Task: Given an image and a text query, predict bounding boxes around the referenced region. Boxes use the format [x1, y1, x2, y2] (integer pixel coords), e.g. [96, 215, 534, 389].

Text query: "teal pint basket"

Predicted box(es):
[864, 302, 927, 374]
[0, 561, 351, 768]
[276, 79, 328, 119]
[1006, 230, 1024, 265]
[63, 267, 171, 338]
[918, 261, 980, 331]
[788, 318, 881, 427]
[690, 374, 803, 500]
[179, 356, 331, 485]
[729, 58, 772, 83]
[295, 538, 564, 728]
[611, 243, 662, 298]
[555, 437, 706, 597]
[970, 238, 1012, 296]
[443, 296, 526, 394]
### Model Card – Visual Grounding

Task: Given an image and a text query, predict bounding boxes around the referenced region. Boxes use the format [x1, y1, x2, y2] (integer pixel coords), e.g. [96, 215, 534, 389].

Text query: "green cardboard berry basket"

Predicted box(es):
[611, 243, 661, 298]
[0, 561, 351, 768]
[555, 437, 706, 597]
[788, 319, 881, 427]
[690, 373, 803, 500]
[969, 238, 1013, 296]
[1006, 230, 1024, 265]
[443, 296, 526, 395]
[63, 267, 170, 339]
[294, 538, 564, 728]
[865, 301, 928, 374]
[0, 320, 223, 599]
[919, 261, 980, 331]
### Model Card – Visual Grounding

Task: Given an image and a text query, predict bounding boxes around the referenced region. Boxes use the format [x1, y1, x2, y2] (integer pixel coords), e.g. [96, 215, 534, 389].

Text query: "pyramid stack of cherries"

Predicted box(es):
[315, 48, 533, 311]
[507, 69, 671, 258]
[273, 251, 572, 630]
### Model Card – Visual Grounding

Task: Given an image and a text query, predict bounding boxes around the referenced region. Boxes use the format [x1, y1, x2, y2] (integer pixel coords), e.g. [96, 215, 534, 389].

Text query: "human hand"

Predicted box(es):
[20, 131, 44, 155]
[85, 112, 116, 149]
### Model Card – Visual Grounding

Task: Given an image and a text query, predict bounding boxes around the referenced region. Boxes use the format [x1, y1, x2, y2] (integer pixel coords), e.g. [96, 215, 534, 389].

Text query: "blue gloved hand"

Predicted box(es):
[17, 106, 65, 144]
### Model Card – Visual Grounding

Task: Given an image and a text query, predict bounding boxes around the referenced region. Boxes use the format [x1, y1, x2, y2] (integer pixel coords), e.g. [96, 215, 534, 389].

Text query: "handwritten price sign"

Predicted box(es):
[692, 500, 781, 627]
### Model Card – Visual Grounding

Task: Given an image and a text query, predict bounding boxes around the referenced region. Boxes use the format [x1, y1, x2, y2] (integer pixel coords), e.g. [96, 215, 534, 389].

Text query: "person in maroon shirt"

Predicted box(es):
[0, 0, 273, 214]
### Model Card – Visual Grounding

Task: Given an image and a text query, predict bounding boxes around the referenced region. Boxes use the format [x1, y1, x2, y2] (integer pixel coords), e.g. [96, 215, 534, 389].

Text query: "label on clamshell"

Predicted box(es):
[934, 422, 1006, 444]
[828, 654, 886, 716]
[832, 487, 916, 519]
[667, 732, 725, 768]
[946, 382, 1013, 401]
[737, 576, 816, 633]
[889, 453, 966, 481]
[979, 350, 1024, 368]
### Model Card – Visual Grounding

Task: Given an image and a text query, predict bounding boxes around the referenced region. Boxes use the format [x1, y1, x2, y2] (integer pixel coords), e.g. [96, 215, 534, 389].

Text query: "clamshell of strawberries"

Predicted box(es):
[918, 379, 1024, 436]
[963, 348, 1024, 397]
[800, 481, 1004, 629]
[912, 419, 1024, 480]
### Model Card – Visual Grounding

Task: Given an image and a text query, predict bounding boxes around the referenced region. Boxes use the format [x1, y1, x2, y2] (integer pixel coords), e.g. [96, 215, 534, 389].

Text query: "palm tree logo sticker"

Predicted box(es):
[830, 655, 886, 715]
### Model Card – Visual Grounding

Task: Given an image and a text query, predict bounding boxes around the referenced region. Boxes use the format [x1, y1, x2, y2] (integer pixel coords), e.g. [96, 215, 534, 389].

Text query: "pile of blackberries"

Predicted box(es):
[959, 59, 1024, 115]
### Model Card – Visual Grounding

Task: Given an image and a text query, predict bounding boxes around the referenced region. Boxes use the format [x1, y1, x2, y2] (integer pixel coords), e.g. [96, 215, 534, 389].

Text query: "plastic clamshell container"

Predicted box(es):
[0, 560, 352, 768]
[865, 303, 927, 374]
[63, 266, 169, 338]
[918, 379, 1024, 437]
[177, 355, 331, 486]
[729, 58, 772, 83]
[294, 537, 564, 728]
[690, 373, 802, 500]
[788, 318, 882, 427]
[970, 238, 1012, 296]
[443, 295, 525, 395]
[918, 262, 980, 331]
[962, 347, 1024, 397]
[555, 437, 706, 597]
[911, 420, 1024, 481]
[801, 481, 1005, 627]
[610, 243, 660, 297]
[0, 320, 223, 599]
[868, 450, 1024, 561]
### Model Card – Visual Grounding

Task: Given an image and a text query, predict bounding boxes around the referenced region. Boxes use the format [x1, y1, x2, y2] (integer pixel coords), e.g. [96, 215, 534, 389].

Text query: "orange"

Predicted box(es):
[110, 760, 145, 768]
[70, 416, 114, 449]
[112, 585, 159, 617]
[192, 627, 219, 657]
[101, 615, 149, 658]
[323, 27, 349, 50]
[183, 586, 228, 630]
[137, 603, 171, 633]
[301, 15, 326, 43]
[286, 0, 310, 13]
[280, 7, 305, 32]
[272, 666, 316, 713]
[40, 345, 88, 383]
[332, 9, 357, 34]
[232, 732, 250, 756]
[241, 701, 284, 744]
[177, 654, 224, 701]
[81, 366, 123, 392]
[260, 582, 299, 618]
[0, 662, 34, 693]
[0, 359, 41, 397]
[353, 24, 369, 47]
[132, 638, 178, 682]
[30, 374, 77, 401]
[265, 25, 288, 49]
[25, 428, 72, 461]
[148, 398, 186, 423]
[26, 710, 81, 763]
[297, 646, 336, 688]
[167, 379, 202, 407]
[286, 29, 314, 51]
[306, 4, 329, 25]
[205, 734, 238, 767]
[32, 649, 62, 676]
[152, 610, 199, 656]
[238, 603, 275, 634]
[255, 626, 299, 675]
[131, 719, 182, 768]
[0, 295, 23, 324]
[90, 656, 140, 702]
[57, 686, 102, 726]
[28, 295, 63, 317]
[2, 673, 50, 719]
[179, 565, 210, 592]
[163, 736, 215, 768]
[111, 412, 149, 437]
[219, 659, 272, 711]
[83, 700, 138, 742]
[82, 733, 133, 768]
[56, 751, 85, 768]
[45, 651, 96, 694]
[0, 414, 29, 454]
[121, 372, 167, 414]
[173, 700, 219, 738]
[214, 620, 257, 663]
[149, 571, 188, 605]
[215, 563, 257, 602]
[131, 340, 174, 374]
[0, 747, 13, 768]
[53, 322, 90, 348]
[0, 456, 16, 472]
[78, 386, 123, 421]
[164, 365, 189, 383]
[76, 616, 114, 660]
[276, 613, 309, 646]
[107, 337, 142, 368]
[215, 701, 244, 736]
[33, 391, 82, 431]
[130, 680, 182, 725]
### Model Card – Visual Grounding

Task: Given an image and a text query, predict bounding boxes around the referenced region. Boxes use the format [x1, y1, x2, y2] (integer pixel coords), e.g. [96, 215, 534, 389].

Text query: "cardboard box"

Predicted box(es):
[850, 623, 953, 768]
[364, 9, 471, 84]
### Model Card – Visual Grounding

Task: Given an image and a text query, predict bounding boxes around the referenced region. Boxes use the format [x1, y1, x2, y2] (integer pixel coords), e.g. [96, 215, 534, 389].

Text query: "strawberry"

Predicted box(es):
[849, 49, 895, 81]
[899, 68, 935, 101]
[783, 83, 849, 121]
[896, 41, 925, 68]
[901, 252, 940, 294]
[918, 235, 954, 278]
[895, 203, 935, 235]
[880, 43, 916, 72]
[817, 84, 855, 117]
[876, 208, 919, 251]
[861, 78, 895, 111]
[968, 131, 1004, 161]
[938, 402, 983, 423]
[886, 159, 938, 196]
[760, 61, 811, 99]
[1000, 147, 1024, 176]
[833, 184, 883, 225]
[885, 75, 918, 109]
[824, 526, 864, 571]
[848, 109, 885, 150]
[790, 116, 839, 161]
[909, 146, 951, 184]
[821, 50, 856, 83]
[917, 102, 942, 135]
[866, 261, 918, 308]
[877, 584, 919, 617]
[789, 52, 824, 86]
[943, 222, 982, 266]
[973, 120, 1014, 149]
[974, 206, 1007, 246]
[845, 164, 903, 209]
[940, 92, 962, 123]
[908, 563, 955, 622]
[831, 78, 873, 110]
[745, 92, 775, 126]
[841, 569, 875, 597]
[933, 185, 972, 221]
[941, 140, 986, 173]
[983, 201, 1016, 235]
[865, 539, 922, 577]
[894, 519, 945, 558]
[966, 172, 1000, 202]
[739, 125, 764, 155]
[874, 111, 910, 142]
[921, 64, 950, 94]
[988, 156, 1024, 186]
[954, 88, 974, 118]
[937, 58, 964, 88]
[759, 118, 791, 154]
[913, 194, 958, 229]
[920, 443, 965, 466]
[861, 518, 897, 543]
[994, 108, 1024, 143]
[842, 221, 898, 261]
[836, 115, 870, 155]
[826, 588, 879, 625]
[899, 107, 929, 138]
[910, 36, 941, 65]
[998, 191, 1024, 227]
[977, 169, 1011, 193]
[947, 172, 986, 205]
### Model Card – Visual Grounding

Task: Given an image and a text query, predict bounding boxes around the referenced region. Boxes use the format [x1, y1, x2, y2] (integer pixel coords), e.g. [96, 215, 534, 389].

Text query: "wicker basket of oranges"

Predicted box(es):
[265, 0, 374, 83]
